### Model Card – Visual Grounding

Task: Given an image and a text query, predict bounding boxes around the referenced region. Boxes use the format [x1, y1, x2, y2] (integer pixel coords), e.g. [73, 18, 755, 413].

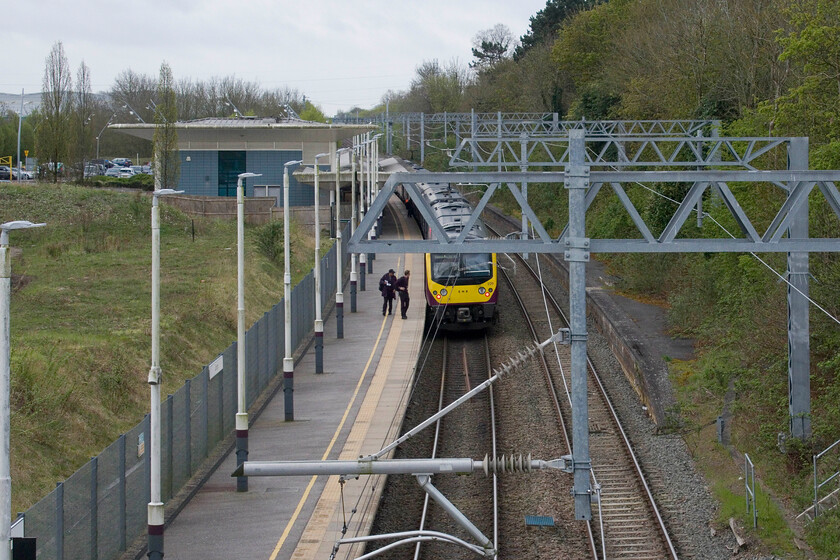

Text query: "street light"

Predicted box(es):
[123, 103, 145, 123]
[225, 97, 243, 118]
[1, 220, 45, 560]
[15, 91, 31, 182]
[146, 188, 182, 560]
[283, 161, 302, 422]
[314, 153, 329, 374]
[96, 113, 117, 162]
[235, 172, 261, 492]
[335, 148, 350, 338]
[350, 148, 358, 311]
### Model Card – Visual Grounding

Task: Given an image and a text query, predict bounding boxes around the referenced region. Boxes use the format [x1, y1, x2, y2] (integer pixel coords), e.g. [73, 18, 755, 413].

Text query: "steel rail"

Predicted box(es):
[488, 218, 679, 559]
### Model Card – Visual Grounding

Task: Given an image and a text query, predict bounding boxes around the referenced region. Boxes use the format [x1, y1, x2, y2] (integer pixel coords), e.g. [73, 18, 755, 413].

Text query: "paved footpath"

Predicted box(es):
[164, 198, 424, 560]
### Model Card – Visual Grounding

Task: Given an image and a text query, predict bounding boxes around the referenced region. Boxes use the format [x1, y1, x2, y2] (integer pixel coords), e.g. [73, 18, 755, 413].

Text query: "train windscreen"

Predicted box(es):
[431, 253, 493, 285]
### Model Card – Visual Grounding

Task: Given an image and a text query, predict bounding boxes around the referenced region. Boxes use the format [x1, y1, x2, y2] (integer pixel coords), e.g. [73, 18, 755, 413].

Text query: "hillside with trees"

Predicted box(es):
[371, 1, 840, 556]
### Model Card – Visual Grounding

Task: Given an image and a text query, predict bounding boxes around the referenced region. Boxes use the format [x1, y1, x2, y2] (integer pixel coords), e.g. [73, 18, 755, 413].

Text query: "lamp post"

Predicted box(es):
[283, 161, 301, 421]
[350, 149, 358, 312]
[96, 113, 117, 162]
[235, 172, 262, 492]
[335, 148, 350, 338]
[15, 91, 31, 182]
[123, 103, 145, 123]
[1, 221, 45, 560]
[313, 153, 328, 373]
[356, 138, 366, 292]
[366, 133, 374, 274]
[147, 188, 181, 560]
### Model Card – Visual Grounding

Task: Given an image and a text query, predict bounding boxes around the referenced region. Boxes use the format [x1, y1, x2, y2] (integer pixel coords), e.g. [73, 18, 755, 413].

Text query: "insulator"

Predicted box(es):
[481, 454, 533, 476]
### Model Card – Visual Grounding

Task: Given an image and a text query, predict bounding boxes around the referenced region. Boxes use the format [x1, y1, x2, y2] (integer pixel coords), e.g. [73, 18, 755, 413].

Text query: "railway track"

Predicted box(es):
[489, 222, 678, 559]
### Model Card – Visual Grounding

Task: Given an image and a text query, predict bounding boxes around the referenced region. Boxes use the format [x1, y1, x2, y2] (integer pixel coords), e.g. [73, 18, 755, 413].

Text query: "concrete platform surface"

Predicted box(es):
[164, 198, 424, 560]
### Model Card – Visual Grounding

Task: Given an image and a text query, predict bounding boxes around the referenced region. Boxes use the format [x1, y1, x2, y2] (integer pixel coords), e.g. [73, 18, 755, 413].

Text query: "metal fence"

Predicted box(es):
[20, 224, 351, 560]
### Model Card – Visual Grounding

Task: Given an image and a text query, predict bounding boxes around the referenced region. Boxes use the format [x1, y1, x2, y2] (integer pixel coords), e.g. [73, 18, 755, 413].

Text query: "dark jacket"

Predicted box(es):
[379, 273, 396, 299]
[395, 275, 409, 299]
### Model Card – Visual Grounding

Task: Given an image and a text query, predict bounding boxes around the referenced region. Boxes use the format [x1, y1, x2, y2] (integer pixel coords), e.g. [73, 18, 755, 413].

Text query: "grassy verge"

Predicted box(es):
[1, 182, 321, 514]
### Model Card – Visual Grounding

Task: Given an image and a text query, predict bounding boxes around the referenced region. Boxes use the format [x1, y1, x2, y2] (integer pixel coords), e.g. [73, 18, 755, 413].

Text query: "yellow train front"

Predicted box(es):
[424, 251, 498, 332]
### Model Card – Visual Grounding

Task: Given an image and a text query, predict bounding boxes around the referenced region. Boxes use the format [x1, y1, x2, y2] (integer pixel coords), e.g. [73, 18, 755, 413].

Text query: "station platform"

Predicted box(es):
[162, 196, 425, 560]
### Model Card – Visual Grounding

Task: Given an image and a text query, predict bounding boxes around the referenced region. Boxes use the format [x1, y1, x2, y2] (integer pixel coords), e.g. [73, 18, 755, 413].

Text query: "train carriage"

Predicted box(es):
[397, 168, 498, 332]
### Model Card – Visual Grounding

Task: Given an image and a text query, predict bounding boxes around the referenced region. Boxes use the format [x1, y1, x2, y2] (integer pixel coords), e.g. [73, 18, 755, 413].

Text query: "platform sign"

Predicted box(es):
[10, 515, 23, 538]
[209, 354, 223, 379]
[137, 432, 145, 457]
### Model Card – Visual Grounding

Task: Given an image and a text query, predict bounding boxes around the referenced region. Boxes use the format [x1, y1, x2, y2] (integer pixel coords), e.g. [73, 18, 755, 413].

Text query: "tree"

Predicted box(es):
[38, 41, 74, 182]
[153, 62, 179, 190]
[470, 24, 516, 69]
[75, 61, 95, 175]
[515, 0, 602, 60]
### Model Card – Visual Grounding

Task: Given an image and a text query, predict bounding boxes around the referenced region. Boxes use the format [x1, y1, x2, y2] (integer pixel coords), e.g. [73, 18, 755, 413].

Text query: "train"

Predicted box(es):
[396, 165, 498, 332]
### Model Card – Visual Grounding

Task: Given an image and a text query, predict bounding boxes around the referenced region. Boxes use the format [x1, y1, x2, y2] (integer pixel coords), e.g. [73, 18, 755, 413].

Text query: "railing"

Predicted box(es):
[745, 453, 757, 528]
[20, 225, 351, 560]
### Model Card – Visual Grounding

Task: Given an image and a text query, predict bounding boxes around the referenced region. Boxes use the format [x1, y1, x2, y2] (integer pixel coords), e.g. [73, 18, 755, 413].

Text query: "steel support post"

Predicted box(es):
[420, 112, 425, 163]
[787, 138, 811, 439]
[520, 133, 529, 259]
[565, 130, 592, 520]
[350, 152, 358, 312]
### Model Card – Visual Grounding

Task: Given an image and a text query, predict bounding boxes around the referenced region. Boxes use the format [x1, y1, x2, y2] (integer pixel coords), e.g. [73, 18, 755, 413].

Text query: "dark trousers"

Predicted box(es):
[382, 296, 394, 315]
[399, 293, 410, 317]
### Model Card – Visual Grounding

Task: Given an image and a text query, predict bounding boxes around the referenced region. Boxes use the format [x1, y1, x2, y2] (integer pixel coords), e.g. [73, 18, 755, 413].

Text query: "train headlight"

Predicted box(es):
[478, 287, 486, 294]
[488, 288, 493, 293]
[433, 290, 438, 295]
[440, 288, 448, 296]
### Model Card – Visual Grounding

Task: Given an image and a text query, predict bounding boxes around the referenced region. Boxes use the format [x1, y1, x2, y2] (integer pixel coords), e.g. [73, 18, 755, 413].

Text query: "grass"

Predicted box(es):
[1, 182, 321, 514]
[669, 357, 817, 558]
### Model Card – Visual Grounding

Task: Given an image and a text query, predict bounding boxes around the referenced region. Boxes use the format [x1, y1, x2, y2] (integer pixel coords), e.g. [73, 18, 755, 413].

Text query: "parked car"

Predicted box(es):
[12, 169, 34, 180]
[112, 158, 132, 167]
[84, 164, 105, 178]
[0, 166, 10, 180]
[104, 167, 123, 178]
[130, 165, 144, 175]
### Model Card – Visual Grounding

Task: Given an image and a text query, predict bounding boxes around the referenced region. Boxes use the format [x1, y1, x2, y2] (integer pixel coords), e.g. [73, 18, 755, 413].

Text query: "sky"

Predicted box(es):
[3, 0, 548, 115]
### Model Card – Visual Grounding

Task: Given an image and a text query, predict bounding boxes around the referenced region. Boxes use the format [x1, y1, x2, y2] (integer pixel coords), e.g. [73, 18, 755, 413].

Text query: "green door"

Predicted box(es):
[218, 151, 246, 197]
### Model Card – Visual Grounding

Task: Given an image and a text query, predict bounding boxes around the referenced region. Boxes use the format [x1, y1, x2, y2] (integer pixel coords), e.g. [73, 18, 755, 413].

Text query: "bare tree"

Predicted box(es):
[153, 62, 179, 190]
[38, 41, 74, 182]
[75, 61, 94, 175]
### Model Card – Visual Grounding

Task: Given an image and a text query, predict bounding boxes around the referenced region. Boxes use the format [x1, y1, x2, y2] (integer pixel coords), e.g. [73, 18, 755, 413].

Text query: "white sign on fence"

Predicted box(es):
[209, 354, 224, 380]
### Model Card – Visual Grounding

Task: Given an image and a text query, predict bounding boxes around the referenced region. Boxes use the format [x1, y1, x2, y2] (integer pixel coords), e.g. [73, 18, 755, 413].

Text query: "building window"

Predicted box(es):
[218, 151, 246, 197]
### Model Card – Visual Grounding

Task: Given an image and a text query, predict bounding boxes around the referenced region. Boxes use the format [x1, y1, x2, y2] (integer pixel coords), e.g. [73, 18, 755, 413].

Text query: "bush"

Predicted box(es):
[254, 220, 284, 265]
[83, 174, 155, 191]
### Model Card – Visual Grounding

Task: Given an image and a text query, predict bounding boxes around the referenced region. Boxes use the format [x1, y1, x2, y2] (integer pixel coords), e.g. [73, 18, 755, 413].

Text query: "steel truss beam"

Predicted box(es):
[449, 135, 789, 169]
[347, 170, 840, 254]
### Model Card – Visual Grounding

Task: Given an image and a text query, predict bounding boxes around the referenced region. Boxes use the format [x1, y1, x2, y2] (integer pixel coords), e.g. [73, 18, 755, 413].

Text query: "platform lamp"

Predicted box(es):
[235, 172, 262, 492]
[356, 138, 367, 292]
[313, 153, 329, 373]
[282, 161, 302, 422]
[147, 188, 182, 560]
[0, 221, 45, 560]
[335, 148, 351, 338]
[350, 149, 358, 312]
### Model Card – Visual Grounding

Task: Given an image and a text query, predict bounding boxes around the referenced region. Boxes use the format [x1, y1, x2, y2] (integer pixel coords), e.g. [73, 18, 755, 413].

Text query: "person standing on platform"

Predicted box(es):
[395, 270, 411, 319]
[379, 269, 397, 316]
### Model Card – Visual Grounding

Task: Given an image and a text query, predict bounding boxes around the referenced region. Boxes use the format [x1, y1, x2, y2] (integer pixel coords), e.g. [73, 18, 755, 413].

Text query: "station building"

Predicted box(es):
[111, 116, 375, 205]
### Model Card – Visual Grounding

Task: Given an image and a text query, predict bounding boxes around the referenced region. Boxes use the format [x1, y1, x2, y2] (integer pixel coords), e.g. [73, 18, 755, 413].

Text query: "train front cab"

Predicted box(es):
[424, 252, 498, 331]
